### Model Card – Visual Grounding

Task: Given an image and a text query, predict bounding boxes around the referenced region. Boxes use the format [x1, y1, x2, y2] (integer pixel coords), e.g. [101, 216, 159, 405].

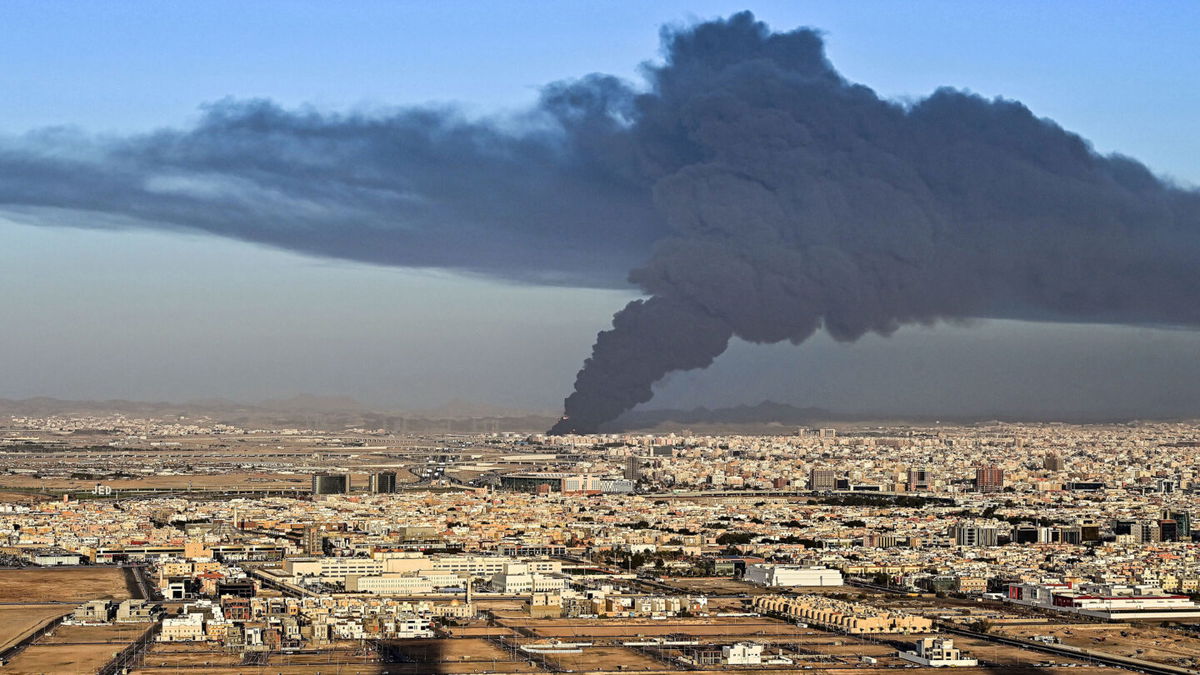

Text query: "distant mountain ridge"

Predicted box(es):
[608, 401, 837, 431]
[0, 396, 1182, 432]
[0, 395, 547, 417]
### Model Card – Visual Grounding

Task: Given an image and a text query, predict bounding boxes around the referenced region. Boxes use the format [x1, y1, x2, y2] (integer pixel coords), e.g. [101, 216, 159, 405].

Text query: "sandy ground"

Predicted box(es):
[994, 622, 1200, 669]
[541, 644, 667, 672]
[38, 621, 151, 644]
[659, 576, 775, 595]
[1, 623, 152, 675]
[0, 605, 68, 652]
[3, 643, 128, 674]
[0, 566, 131, 603]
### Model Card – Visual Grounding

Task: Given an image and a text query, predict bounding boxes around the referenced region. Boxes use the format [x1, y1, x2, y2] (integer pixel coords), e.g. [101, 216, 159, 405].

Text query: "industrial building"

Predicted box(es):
[744, 564, 843, 587]
[1007, 581, 1200, 620]
[499, 473, 600, 493]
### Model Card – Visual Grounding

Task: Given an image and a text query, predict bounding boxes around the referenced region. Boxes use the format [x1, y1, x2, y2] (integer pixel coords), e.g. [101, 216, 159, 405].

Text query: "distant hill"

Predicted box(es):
[607, 401, 838, 431]
[1, 396, 1178, 434]
[258, 394, 367, 413]
[406, 398, 553, 420]
[0, 395, 556, 433]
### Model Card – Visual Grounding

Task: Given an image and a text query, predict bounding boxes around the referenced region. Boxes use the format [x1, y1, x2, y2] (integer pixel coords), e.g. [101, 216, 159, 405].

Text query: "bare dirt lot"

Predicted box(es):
[659, 576, 773, 595]
[3, 643, 126, 674]
[0, 605, 67, 652]
[380, 638, 542, 674]
[38, 621, 151, 644]
[994, 622, 1200, 669]
[0, 566, 132, 603]
[540, 644, 666, 672]
[2, 624, 152, 675]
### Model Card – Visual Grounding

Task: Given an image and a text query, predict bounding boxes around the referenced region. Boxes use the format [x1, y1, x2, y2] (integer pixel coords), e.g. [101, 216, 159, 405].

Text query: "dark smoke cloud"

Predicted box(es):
[0, 12, 1197, 434]
[0, 77, 661, 287]
[552, 12, 1200, 434]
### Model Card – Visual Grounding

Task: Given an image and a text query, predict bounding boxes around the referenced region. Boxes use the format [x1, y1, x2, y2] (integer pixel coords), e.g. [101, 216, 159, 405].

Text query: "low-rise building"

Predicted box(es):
[899, 638, 978, 667]
[744, 564, 843, 587]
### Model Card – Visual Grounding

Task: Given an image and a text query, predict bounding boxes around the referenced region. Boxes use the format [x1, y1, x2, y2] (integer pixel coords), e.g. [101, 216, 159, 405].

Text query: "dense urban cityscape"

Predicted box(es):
[5, 2, 1200, 674]
[0, 410, 1199, 672]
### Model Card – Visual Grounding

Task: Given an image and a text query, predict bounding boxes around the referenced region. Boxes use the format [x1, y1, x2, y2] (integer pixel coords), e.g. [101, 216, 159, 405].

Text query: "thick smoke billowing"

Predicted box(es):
[551, 13, 1200, 433]
[2, 12, 1199, 434]
[0, 77, 660, 287]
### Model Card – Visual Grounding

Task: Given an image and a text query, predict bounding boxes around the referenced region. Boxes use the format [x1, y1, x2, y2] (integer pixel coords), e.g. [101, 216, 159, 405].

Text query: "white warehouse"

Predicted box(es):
[744, 565, 844, 588]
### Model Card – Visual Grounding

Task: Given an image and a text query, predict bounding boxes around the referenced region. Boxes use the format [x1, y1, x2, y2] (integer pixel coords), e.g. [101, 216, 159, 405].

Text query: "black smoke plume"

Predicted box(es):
[0, 12, 1197, 434]
[0, 77, 660, 287]
[551, 13, 1200, 433]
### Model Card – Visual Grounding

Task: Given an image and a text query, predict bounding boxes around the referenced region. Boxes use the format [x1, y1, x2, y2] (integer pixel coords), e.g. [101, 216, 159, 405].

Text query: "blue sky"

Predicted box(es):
[3, 1, 1200, 414]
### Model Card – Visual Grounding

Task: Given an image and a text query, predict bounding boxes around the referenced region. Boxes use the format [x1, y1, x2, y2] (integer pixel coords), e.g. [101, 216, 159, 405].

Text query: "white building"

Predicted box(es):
[744, 564, 843, 588]
[1007, 581, 1200, 620]
[344, 572, 463, 595]
[286, 554, 563, 585]
[32, 549, 83, 566]
[159, 612, 205, 642]
[723, 642, 763, 665]
[284, 557, 384, 581]
[490, 563, 566, 594]
[899, 638, 977, 667]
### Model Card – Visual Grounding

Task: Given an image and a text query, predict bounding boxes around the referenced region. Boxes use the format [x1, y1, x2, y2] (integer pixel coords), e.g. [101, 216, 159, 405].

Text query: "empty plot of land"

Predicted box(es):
[381, 639, 541, 674]
[949, 633, 1094, 670]
[3, 642, 127, 674]
[659, 577, 772, 595]
[994, 622, 1200, 669]
[540, 645, 665, 672]
[38, 621, 152, 644]
[0, 566, 131, 603]
[803, 641, 896, 658]
[140, 648, 244, 668]
[0, 605, 67, 652]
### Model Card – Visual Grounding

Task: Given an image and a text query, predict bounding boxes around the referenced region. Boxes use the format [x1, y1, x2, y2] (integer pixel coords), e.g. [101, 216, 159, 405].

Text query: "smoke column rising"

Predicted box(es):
[550, 12, 1200, 433]
[1, 12, 1198, 433]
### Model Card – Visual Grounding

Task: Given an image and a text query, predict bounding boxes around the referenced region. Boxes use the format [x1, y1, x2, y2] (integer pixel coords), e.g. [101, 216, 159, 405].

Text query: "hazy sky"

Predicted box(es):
[3, 1, 1199, 416]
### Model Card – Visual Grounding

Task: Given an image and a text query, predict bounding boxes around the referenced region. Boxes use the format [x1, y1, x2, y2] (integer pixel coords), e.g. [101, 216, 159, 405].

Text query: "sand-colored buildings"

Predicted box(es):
[753, 594, 933, 634]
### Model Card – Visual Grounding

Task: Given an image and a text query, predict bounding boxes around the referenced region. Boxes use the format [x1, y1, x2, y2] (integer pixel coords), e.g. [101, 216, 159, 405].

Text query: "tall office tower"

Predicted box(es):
[809, 469, 838, 491]
[1013, 524, 1055, 544]
[974, 466, 1005, 492]
[1043, 453, 1065, 471]
[1133, 520, 1161, 543]
[303, 525, 324, 555]
[369, 471, 397, 494]
[311, 473, 349, 495]
[1077, 518, 1101, 542]
[818, 428, 837, 439]
[1164, 510, 1192, 539]
[1159, 519, 1180, 542]
[951, 525, 998, 547]
[624, 456, 642, 481]
[907, 466, 931, 491]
